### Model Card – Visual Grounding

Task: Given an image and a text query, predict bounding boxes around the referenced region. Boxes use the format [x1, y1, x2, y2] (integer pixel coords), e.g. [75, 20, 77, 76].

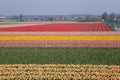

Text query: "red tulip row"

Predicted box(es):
[0, 40, 120, 48]
[0, 23, 112, 32]
[89, 23, 111, 31]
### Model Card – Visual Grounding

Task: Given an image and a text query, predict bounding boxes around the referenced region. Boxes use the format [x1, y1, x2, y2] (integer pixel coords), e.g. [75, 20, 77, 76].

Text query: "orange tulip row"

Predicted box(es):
[0, 64, 120, 80]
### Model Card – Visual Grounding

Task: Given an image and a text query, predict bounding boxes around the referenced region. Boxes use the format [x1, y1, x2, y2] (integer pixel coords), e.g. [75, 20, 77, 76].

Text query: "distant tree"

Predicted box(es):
[109, 13, 116, 18]
[101, 12, 108, 21]
[116, 16, 120, 25]
[108, 13, 117, 22]
[19, 14, 23, 22]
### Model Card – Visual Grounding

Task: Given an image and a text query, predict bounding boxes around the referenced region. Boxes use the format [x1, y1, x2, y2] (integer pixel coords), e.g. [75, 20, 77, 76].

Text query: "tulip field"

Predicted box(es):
[0, 22, 112, 31]
[0, 22, 120, 79]
[0, 22, 119, 48]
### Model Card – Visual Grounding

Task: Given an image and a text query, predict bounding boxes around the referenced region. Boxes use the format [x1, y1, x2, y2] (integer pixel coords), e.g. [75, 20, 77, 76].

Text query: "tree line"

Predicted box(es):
[102, 12, 119, 22]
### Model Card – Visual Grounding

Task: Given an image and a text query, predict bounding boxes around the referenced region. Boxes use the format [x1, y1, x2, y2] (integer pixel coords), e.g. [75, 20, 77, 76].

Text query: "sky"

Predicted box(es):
[0, 0, 120, 15]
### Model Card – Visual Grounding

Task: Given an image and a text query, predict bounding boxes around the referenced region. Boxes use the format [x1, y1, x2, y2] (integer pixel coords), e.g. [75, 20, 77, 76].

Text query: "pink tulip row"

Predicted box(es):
[0, 40, 120, 48]
[0, 32, 120, 36]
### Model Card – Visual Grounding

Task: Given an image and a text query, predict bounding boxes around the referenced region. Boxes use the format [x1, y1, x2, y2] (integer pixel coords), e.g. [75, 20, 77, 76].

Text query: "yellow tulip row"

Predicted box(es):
[0, 64, 120, 80]
[0, 35, 120, 40]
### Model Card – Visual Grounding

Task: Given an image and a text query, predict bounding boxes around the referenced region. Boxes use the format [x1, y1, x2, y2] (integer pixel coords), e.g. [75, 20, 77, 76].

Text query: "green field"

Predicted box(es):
[0, 48, 120, 65]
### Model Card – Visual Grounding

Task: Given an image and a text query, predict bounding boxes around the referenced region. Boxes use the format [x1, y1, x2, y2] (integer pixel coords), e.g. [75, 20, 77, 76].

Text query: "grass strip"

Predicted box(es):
[0, 48, 120, 65]
[106, 22, 116, 31]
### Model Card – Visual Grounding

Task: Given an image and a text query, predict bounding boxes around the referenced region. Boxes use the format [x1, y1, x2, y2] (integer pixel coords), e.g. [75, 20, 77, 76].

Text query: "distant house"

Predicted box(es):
[0, 16, 6, 21]
[73, 16, 86, 22]
[73, 16, 102, 22]
[86, 17, 102, 22]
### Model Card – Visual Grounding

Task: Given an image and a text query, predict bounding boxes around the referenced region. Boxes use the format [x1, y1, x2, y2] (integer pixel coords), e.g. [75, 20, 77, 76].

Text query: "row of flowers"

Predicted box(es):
[0, 64, 119, 80]
[0, 35, 120, 40]
[0, 32, 120, 36]
[0, 40, 120, 48]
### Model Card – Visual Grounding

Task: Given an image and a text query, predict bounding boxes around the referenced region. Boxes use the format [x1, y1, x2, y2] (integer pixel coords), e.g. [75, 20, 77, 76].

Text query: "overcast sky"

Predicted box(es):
[0, 0, 120, 15]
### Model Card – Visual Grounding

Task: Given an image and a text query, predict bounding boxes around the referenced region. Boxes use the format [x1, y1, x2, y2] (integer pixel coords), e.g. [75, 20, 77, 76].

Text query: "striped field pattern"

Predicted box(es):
[0, 34, 120, 48]
[0, 22, 120, 79]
